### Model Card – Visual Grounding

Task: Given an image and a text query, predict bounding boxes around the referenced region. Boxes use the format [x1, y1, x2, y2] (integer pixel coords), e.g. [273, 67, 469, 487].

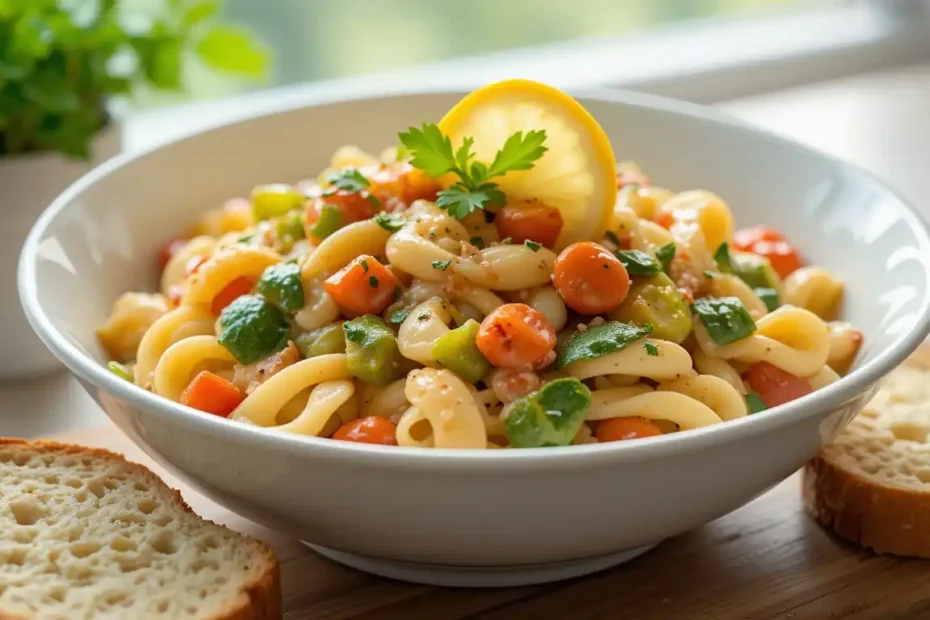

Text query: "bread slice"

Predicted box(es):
[0, 439, 280, 620]
[803, 345, 930, 557]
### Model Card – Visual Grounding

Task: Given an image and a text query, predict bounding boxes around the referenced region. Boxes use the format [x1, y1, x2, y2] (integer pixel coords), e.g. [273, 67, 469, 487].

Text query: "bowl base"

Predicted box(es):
[302, 542, 660, 587]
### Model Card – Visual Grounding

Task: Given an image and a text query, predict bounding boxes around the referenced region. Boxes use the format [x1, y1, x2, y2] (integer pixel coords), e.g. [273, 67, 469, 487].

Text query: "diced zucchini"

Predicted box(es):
[609, 272, 693, 343]
[343, 315, 403, 386]
[505, 379, 592, 448]
[295, 322, 346, 357]
[251, 184, 305, 221]
[431, 320, 489, 383]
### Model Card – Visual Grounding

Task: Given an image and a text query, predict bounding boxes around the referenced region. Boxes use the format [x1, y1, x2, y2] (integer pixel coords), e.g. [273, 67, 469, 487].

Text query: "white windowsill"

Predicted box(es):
[125, 2, 930, 153]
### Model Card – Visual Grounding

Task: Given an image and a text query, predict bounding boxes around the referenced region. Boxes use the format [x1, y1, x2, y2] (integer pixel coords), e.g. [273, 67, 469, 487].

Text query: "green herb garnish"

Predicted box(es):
[745, 392, 768, 414]
[754, 287, 780, 312]
[557, 322, 653, 368]
[524, 240, 541, 252]
[431, 259, 452, 271]
[713, 242, 733, 273]
[644, 342, 659, 356]
[218, 295, 289, 364]
[375, 212, 405, 232]
[469, 236, 486, 249]
[615, 250, 661, 276]
[326, 168, 370, 193]
[257, 262, 304, 312]
[692, 297, 756, 346]
[368, 276, 379, 288]
[656, 242, 676, 272]
[398, 123, 547, 219]
[389, 310, 409, 324]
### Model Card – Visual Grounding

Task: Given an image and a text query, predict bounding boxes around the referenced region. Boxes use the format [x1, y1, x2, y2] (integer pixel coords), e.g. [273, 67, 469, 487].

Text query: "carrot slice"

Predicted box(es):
[180, 370, 244, 418]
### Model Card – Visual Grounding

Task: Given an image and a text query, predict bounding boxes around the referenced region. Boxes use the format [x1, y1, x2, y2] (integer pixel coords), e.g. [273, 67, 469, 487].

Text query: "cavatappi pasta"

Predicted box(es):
[97, 133, 863, 450]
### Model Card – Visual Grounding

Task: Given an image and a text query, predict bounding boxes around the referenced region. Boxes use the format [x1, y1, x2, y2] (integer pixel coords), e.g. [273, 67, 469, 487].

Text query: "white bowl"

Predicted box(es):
[19, 88, 930, 587]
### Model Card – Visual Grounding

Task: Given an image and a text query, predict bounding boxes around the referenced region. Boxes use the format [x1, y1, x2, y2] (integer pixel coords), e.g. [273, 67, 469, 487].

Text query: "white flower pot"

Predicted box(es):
[3, 125, 122, 379]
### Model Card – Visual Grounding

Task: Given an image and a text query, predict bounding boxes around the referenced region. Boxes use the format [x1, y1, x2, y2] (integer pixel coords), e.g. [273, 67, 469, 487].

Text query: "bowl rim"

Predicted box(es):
[19, 83, 930, 471]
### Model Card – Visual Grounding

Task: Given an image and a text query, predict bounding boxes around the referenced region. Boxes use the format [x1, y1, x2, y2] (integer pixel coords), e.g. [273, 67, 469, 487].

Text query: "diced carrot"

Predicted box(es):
[363, 162, 442, 205]
[332, 416, 398, 445]
[552, 242, 630, 314]
[476, 303, 557, 369]
[495, 201, 564, 248]
[158, 237, 189, 272]
[323, 255, 400, 316]
[654, 211, 675, 229]
[180, 370, 244, 418]
[596, 417, 663, 442]
[211, 276, 255, 316]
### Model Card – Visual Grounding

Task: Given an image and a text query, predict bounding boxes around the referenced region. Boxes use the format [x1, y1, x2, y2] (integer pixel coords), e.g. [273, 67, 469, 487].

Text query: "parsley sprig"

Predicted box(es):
[398, 123, 548, 220]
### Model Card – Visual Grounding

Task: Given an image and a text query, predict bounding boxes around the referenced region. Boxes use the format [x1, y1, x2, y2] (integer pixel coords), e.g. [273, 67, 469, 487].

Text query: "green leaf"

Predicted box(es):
[754, 287, 780, 312]
[615, 250, 661, 276]
[692, 297, 757, 346]
[257, 262, 305, 312]
[431, 259, 452, 271]
[327, 168, 370, 193]
[397, 123, 456, 178]
[219, 295, 290, 364]
[557, 321, 653, 368]
[487, 129, 548, 178]
[474, 182, 506, 207]
[196, 24, 269, 78]
[524, 240, 541, 252]
[454, 136, 474, 172]
[184, 0, 219, 26]
[469, 236, 486, 250]
[745, 392, 768, 414]
[468, 161, 489, 185]
[713, 242, 733, 273]
[644, 342, 659, 356]
[436, 185, 488, 220]
[656, 242, 676, 272]
[21, 68, 81, 112]
[139, 35, 184, 90]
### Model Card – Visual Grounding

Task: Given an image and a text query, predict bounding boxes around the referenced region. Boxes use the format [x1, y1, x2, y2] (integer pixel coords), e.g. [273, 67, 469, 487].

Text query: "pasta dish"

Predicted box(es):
[97, 80, 862, 449]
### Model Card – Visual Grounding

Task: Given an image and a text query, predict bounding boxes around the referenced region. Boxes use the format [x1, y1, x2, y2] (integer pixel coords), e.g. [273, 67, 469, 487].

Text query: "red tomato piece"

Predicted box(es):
[744, 361, 813, 408]
[732, 226, 803, 278]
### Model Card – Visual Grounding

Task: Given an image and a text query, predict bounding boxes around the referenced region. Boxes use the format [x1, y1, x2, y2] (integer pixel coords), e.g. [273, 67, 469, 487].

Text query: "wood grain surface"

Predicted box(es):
[44, 425, 930, 620]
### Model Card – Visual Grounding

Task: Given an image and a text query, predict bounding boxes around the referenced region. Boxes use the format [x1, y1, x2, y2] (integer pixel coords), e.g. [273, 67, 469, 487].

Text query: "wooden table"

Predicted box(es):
[17, 65, 930, 618]
[49, 426, 930, 620]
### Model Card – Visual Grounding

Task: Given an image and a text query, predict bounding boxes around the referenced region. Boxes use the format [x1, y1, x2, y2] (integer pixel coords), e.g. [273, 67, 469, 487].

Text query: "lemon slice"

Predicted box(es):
[439, 79, 617, 250]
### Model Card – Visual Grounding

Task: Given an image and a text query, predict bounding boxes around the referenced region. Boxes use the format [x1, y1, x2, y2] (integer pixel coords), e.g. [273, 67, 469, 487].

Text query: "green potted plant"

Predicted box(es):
[2, 0, 268, 378]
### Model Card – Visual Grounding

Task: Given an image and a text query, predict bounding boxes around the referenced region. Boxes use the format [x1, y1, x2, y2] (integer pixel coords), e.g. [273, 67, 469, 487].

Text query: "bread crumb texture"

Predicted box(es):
[820, 364, 930, 488]
[0, 440, 280, 620]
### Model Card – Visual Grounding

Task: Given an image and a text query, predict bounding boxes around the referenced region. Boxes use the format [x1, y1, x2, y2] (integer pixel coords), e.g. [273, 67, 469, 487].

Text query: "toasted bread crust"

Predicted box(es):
[803, 455, 930, 557]
[802, 346, 930, 558]
[0, 438, 281, 620]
